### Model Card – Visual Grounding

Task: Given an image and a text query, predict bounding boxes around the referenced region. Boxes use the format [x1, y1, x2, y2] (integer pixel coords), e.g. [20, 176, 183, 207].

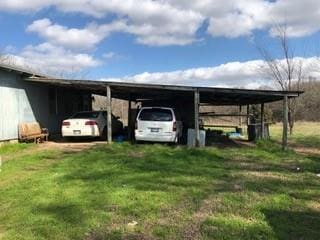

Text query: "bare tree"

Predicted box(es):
[0, 53, 13, 64]
[258, 24, 304, 134]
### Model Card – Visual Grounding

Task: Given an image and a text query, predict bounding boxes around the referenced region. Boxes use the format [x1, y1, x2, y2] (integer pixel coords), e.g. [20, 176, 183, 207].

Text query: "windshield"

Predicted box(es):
[139, 108, 173, 121]
[72, 112, 100, 119]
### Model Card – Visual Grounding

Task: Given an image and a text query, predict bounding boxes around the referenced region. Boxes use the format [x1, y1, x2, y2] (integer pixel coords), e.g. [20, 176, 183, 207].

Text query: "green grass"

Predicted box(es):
[270, 121, 320, 149]
[0, 123, 319, 240]
[0, 142, 31, 155]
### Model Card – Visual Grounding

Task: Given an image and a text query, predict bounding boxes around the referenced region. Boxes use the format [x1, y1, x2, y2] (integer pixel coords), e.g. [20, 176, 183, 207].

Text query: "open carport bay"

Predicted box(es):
[24, 77, 301, 148]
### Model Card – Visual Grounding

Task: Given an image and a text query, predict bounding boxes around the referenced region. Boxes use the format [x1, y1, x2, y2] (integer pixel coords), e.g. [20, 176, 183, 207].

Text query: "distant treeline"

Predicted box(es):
[200, 80, 320, 124]
[268, 80, 320, 122]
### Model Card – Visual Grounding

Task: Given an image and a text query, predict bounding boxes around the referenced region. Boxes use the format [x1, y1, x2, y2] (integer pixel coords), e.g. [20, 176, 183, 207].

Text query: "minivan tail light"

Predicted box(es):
[173, 121, 177, 131]
[62, 121, 70, 126]
[85, 120, 97, 126]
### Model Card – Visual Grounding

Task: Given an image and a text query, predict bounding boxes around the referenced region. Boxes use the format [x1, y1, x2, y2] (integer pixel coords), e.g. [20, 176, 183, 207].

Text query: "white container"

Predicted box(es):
[187, 129, 206, 147]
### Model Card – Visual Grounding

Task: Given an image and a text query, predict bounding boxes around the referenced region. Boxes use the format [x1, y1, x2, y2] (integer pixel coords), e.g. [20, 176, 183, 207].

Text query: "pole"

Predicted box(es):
[128, 97, 132, 141]
[247, 105, 250, 125]
[194, 90, 200, 147]
[106, 86, 112, 143]
[239, 105, 242, 127]
[282, 95, 288, 150]
[261, 103, 265, 139]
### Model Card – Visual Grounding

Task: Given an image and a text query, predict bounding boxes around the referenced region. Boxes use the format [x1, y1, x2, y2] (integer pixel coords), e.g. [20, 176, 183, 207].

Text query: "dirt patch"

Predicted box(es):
[307, 201, 320, 211]
[182, 198, 215, 240]
[243, 171, 291, 181]
[293, 147, 320, 156]
[128, 151, 145, 158]
[84, 229, 157, 240]
[41, 141, 103, 153]
[1, 141, 99, 162]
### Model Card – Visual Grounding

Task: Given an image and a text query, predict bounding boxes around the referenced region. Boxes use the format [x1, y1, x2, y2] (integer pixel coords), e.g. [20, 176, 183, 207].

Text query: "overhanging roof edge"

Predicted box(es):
[23, 77, 303, 98]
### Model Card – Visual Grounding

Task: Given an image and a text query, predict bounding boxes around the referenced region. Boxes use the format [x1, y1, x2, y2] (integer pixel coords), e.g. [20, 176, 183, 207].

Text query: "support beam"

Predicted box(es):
[239, 105, 242, 127]
[194, 90, 200, 147]
[106, 85, 112, 143]
[127, 97, 132, 141]
[260, 103, 265, 139]
[282, 95, 288, 150]
[247, 105, 250, 125]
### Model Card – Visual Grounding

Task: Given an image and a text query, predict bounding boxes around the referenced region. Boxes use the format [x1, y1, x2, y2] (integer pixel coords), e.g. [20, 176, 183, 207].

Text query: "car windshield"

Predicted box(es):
[72, 112, 99, 119]
[139, 108, 173, 121]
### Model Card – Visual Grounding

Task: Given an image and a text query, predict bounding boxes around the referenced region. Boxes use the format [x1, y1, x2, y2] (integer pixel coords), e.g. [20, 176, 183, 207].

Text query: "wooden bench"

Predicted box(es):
[18, 122, 49, 143]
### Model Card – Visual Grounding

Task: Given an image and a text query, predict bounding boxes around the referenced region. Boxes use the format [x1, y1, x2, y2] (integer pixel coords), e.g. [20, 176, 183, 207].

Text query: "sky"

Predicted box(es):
[1, 0, 320, 88]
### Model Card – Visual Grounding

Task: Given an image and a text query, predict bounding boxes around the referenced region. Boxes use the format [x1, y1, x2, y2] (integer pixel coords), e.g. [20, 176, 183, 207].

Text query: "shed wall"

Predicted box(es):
[0, 70, 91, 141]
[0, 71, 36, 140]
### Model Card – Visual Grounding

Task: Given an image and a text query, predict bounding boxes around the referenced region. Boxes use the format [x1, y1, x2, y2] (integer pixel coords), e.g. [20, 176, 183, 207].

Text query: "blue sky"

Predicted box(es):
[0, 0, 319, 88]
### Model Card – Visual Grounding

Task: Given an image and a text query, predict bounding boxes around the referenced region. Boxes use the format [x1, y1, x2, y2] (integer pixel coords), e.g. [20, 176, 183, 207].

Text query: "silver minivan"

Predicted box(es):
[135, 107, 183, 143]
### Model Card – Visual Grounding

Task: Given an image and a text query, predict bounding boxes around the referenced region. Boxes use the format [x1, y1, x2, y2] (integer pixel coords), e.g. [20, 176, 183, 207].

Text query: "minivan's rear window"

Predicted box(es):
[72, 112, 99, 119]
[139, 108, 173, 121]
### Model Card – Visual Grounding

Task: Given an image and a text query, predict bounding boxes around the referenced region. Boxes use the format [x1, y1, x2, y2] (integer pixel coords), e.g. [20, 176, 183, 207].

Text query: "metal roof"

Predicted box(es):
[24, 77, 302, 105]
[0, 63, 48, 78]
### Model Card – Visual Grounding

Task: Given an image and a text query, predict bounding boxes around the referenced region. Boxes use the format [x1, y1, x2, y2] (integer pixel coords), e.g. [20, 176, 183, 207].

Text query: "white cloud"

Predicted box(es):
[2, 1, 320, 45]
[170, 0, 320, 38]
[27, 17, 202, 48]
[100, 57, 320, 89]
[9, 0, 204, 46]
[7, 43, 101, 76]
[0, 0, 53, 12]
[26, 18, 106, 50]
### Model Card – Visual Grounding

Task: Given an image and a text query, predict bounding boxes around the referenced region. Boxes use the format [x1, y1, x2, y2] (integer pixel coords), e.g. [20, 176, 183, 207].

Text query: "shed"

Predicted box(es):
[23, 76, 302, 149]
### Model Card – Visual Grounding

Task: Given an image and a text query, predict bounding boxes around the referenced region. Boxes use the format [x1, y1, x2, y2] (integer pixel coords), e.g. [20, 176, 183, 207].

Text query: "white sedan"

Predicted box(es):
[62, 111, 123, 139]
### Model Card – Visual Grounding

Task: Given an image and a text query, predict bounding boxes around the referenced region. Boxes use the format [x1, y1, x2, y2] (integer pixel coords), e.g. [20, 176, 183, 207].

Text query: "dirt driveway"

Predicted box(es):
[41, 140, 107, 152]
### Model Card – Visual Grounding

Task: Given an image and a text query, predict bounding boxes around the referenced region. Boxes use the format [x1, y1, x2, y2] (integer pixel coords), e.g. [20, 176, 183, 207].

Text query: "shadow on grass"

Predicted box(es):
[36, 202, 85, 224]
[292, 135, 320, 149]
[263, 209, 320, 240]
[200, 209, 320, 240]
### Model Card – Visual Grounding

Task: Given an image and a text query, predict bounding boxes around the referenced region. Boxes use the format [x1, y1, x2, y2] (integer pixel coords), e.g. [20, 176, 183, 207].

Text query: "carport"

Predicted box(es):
[24, 77, 302, 149]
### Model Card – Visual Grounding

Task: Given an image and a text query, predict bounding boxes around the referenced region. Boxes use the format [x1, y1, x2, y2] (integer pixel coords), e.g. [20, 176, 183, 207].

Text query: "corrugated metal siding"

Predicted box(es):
[1, 86, 20, 140]
[0, 71, 39, 141]
[0, 72, 21, 140]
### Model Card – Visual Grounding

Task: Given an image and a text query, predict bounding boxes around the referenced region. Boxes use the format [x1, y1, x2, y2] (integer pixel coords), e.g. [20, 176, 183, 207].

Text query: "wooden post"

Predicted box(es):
[282, 95, 288, 150]
[260, 103, 265, 139]
[247, 105, 250, 125]
[106, 86, 112, 143]
[127, 97, 132, 141]
[239, 105, 242, 127]
[194, 90, 200, 147]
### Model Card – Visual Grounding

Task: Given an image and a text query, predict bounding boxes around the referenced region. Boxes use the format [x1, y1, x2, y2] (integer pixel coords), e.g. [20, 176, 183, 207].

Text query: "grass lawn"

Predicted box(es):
[271, 121, 320, 149]
[0, 122, 319, 240]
